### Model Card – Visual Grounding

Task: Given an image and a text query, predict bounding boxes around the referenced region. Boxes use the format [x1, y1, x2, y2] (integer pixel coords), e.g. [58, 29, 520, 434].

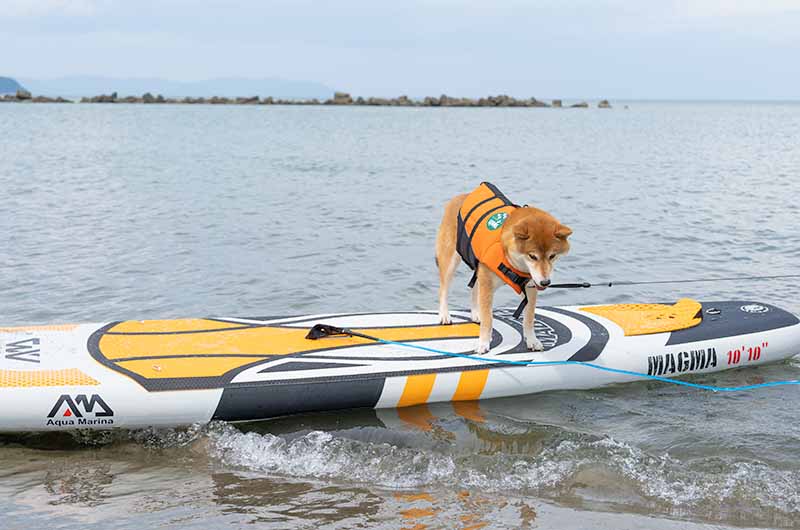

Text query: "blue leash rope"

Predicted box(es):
[305, 324, 800, 393]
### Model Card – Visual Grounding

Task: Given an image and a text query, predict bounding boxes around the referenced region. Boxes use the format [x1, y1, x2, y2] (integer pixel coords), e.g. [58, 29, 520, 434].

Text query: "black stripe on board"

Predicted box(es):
[212, 377, 386, 421]
[258, 361, 368, 373]
[544, 307, 610, 362]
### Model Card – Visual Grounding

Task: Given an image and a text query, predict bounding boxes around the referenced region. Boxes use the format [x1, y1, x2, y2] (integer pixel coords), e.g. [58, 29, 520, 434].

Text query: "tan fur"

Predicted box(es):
[436, 194, 572, 353]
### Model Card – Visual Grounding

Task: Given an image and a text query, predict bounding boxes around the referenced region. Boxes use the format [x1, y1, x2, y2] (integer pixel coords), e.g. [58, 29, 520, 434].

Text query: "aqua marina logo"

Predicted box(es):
[46, 394, 114, 426]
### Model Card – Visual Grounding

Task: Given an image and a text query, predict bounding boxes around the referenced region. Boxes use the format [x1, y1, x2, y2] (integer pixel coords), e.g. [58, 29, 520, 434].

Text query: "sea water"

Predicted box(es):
[1, 101, 799, 529]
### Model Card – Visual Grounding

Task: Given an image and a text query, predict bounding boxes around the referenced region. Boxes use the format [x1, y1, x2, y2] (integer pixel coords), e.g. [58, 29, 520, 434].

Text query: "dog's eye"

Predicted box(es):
[549, 254, 556, 260]
[528, 254, 538, 261]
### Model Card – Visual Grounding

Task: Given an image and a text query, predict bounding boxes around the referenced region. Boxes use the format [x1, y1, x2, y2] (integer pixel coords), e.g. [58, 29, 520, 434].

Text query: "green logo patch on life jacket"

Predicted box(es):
[486, 212, 508, 231]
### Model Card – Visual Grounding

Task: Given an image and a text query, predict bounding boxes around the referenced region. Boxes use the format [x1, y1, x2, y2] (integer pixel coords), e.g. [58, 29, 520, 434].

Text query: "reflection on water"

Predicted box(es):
[210, 473, 384, 526]
[43, 462, 114, 506]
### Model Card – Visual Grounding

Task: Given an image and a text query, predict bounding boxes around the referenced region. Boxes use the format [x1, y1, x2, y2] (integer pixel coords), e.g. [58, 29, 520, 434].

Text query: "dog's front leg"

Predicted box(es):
[476, 264, 494, 353]
[523, 286, 543, 351]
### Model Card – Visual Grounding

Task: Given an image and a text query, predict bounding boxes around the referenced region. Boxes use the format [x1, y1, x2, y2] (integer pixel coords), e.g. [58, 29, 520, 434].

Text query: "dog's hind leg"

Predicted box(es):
[436, 248, 459, 325]
[436, 193, 467, 326]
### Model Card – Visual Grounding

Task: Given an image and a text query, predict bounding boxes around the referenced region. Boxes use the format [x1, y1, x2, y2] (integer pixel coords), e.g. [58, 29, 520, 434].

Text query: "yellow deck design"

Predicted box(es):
[582, 298, 702, 336]
[109, 319, 246, 333]
[116, 356, 272, 379]
[90, 319, 480, 389]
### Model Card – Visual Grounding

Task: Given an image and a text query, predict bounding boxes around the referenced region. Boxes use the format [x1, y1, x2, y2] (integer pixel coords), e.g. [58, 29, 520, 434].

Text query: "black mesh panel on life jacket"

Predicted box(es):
[456, 212, 478, 271]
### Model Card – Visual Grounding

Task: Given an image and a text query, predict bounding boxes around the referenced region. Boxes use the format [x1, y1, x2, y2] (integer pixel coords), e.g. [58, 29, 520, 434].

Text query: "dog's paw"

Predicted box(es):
[438, 313, 452, 325]
[470, 310, 481, 324]
[526, 336, 544, 352]
[475, 340, 491, 354]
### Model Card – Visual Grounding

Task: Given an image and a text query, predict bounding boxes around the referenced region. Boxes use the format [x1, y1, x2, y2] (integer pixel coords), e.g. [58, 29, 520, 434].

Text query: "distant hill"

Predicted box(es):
[20, 76, 335, 99]
[0, 77, 26, 94]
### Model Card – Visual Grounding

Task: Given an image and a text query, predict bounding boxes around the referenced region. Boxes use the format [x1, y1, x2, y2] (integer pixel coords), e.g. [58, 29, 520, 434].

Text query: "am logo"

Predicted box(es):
[46, 394, 114, 427]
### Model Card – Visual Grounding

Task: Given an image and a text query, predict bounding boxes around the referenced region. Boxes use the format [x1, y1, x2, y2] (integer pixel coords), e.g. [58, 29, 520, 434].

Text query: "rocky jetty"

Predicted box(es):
[2, 89, 614, 108]
[71, 91, 604, 108]
[0, 89, 71, 103]
[75, 93, 318, 105]
[328, 92, 353, 104]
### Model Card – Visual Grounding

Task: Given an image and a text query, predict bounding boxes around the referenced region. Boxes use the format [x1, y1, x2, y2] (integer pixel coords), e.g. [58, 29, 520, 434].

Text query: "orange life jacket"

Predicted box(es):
[456, 182, 531, 294]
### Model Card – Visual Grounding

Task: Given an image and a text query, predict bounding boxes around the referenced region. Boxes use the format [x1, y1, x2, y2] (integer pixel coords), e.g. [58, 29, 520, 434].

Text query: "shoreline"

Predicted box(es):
[0, 90, 612, 108]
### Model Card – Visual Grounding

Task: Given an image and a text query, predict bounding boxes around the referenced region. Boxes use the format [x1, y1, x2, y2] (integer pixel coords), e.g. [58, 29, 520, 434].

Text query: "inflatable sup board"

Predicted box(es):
[1, 299, 798, 432]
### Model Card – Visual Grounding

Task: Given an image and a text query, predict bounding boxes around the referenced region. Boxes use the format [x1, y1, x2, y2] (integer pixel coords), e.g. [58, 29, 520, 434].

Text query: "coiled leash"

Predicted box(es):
[513, 274, 800, 318]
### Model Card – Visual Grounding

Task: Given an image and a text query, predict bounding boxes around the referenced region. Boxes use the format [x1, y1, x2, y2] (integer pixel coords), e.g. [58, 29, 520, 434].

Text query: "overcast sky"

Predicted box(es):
[2, 0, 799, 99]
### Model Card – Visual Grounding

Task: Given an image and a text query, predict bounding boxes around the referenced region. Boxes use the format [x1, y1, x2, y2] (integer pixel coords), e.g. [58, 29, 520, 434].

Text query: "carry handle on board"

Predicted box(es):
[306, 324, 375, 341]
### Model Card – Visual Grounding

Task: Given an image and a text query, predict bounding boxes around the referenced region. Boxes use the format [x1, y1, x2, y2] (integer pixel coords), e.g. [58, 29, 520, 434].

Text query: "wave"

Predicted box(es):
[206, 420, 800, 527]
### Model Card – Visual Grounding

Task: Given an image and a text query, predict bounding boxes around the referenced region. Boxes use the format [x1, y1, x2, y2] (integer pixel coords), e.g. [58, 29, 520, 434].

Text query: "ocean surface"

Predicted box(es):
[1, 101, 799, 529]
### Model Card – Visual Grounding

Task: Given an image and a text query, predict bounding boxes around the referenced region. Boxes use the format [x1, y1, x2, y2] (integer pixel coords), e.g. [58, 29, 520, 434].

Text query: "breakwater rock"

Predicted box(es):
[0, 90, 72, 103]
[5, 90, 615, 108]
[74, 92, 612, 108]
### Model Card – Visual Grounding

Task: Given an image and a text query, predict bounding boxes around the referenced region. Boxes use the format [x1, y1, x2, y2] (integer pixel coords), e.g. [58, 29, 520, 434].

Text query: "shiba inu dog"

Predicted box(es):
[436, 182, 572, 353]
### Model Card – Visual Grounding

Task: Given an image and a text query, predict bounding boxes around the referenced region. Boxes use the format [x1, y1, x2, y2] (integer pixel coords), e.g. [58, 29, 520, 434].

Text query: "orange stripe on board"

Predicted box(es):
[453, 370, 489, 401]
[397, 374, 437, 407]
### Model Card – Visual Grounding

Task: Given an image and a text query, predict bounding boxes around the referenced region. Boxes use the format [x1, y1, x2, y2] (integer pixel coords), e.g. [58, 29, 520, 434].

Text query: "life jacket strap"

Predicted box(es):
[513, 295, 528, 319]
[497, 263, 530, 291]
[468, 270, 478, 289]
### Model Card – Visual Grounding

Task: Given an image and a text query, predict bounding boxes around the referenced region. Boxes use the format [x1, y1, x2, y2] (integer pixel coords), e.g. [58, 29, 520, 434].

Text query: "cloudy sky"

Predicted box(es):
[2, 0, 799, 99]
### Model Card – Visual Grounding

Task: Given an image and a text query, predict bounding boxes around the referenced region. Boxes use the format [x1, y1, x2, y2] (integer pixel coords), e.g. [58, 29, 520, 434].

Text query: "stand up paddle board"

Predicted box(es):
[1, 299, 798, 432]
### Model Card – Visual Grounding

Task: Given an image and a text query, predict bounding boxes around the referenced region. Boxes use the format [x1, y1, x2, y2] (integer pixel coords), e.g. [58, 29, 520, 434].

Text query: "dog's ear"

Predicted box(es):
[513, 224, 530, 241]
[555, 225, 573, 240]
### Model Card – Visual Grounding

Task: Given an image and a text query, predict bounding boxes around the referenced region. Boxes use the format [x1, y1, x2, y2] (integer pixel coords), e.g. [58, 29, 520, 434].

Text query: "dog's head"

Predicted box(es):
[502, 207, 572, 290]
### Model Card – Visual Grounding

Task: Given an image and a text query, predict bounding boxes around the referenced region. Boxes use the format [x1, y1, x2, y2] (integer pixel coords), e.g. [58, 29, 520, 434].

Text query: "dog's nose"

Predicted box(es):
[540, 279, 551, 287]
